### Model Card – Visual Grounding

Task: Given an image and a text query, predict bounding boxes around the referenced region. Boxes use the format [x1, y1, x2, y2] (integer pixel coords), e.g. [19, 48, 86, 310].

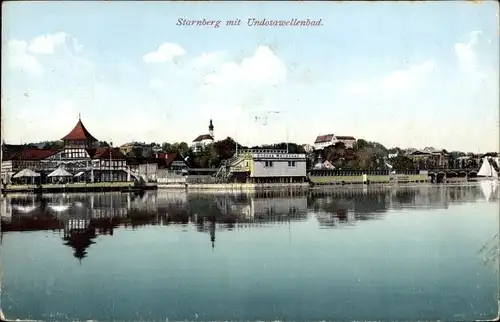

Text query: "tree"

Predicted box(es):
[356, 139, 368, 150]
[391, 155, 414, 170]
[356, 150, 377, 170]
[213, 137, 239, 159]
[168, 142, 190, 155]
[334, 142, 346, 156]
[161, 142, 172, 152]
[42, 141, 64, 149]
[178, 142, 189, 155]
[131, 146, 144, 158]
[388, 147, 402, 155]
[201, 143, 218, 168]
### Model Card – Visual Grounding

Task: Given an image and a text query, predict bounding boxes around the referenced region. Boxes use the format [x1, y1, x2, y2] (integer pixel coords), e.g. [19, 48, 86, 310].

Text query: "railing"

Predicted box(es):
[226, 154, 241, 165]
[237, 149, 287, 155]
[214, 153, 246, 180]
[309, 169, 391, 176]
[426, 168, 479, 173]
[214, 161, 227, 179]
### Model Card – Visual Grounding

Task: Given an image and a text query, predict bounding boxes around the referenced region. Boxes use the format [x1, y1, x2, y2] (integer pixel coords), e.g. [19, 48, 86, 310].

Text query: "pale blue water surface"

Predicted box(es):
[1, 184, 498, 321]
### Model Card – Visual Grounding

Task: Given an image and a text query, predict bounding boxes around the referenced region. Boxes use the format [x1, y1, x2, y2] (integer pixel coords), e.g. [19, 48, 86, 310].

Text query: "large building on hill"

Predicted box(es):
[191, 119, 215, 153]
[1, 117, 130, 184]
[314, 134, 356, 150]
[405, 149, 449, 169]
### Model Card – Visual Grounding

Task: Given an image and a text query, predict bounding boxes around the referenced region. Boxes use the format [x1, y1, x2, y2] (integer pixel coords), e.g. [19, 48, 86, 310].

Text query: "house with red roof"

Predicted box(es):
[42, 117, 130, 181]
[313, 134, 357, 150]
[191, 119, 215, 153]
[1, 148, 59, 183]
[2, 117, 131, 184]
[61, 117, 99, 149]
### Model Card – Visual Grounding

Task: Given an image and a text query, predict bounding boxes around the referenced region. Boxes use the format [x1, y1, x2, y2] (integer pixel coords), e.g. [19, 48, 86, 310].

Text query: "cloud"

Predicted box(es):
[6, 39, 43, 76]
[143, 42, 186, 63]
[5, 32, 86, 78]
[191, 51, 225, 69]
[203, 46, 287, 88]
[149, 78, 166, 90]
[28, 32, 68, 55]
[345, 60, 436, 95]
[454, 30, 482, 73]
[190, 46, 288, 146]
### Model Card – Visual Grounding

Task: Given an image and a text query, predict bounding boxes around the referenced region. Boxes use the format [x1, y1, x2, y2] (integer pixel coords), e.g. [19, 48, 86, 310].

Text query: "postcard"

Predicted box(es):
[1, 1, 499, 321]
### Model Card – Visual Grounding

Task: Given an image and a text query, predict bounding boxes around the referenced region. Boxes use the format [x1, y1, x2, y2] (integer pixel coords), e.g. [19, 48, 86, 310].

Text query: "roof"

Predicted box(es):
[408, 150, 431, 156]
[87, 147, 126, 160]
[120, 142, 143, 148]
[2, 144, 36, 160]
[6, 148, 59, 161]
[61, 118, 98, 141]
[193, 134, 214, 142]
[165, 153, 187, 168]
[335, 136, 356, 140]
[47, 167, 73, 177]
[13, 168, 41, 178]
[314, 134, 334, 144]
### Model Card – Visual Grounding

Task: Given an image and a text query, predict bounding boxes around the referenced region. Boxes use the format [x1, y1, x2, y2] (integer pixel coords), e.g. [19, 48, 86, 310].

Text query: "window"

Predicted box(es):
[265, 161, 273, 167]
[288, 161, 296, 167]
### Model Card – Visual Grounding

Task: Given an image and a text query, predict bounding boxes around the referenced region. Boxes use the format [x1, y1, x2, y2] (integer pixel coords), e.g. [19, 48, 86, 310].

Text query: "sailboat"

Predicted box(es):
[479, 180, 494, 201]
[477, 157, 499, 181]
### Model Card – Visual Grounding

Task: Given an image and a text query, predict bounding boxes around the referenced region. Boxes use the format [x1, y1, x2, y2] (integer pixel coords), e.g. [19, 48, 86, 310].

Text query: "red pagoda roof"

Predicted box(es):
[61, 118, 98, 142]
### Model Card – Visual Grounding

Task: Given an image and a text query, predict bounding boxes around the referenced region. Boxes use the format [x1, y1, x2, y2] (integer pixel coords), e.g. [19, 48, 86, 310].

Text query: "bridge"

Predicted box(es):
[423, 168, 480, 183]
[424, 168, 479, 175]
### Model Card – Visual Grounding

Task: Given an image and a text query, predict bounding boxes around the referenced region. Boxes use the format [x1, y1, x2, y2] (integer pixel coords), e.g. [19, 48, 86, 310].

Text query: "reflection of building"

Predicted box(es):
[62, 225, 96, 262]
[1, 186, 491, 256]
[212, 193, 308, 225]
[0, 195, 12, 220]
[246, 196, 308, 219]
[316, 210, 356, 228]
[91, 193, 130, 218]
[156, 190, 188, 205]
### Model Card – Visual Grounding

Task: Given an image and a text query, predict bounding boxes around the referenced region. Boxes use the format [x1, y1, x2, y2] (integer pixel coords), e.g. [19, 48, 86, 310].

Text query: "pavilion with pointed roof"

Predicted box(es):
[61, 116, 98, 149]
[1, 116, 133, 185]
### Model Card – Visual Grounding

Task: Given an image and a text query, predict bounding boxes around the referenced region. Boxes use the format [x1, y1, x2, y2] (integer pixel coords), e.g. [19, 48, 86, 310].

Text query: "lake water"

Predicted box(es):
[1, 184, 499, 321]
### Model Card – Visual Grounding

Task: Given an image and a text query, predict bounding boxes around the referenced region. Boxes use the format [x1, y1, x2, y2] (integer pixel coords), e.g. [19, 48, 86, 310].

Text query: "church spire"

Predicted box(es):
[209, 119, 214, 138]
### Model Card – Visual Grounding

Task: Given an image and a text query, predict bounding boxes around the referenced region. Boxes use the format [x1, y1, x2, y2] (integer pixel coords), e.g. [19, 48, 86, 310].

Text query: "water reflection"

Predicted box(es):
[1, 184, 499, 321]
[0, 184, 497, 262]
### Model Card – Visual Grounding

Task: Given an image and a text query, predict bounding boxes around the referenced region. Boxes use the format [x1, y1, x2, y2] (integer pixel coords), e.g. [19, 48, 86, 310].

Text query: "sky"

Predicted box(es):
[2, 1, 499, 153]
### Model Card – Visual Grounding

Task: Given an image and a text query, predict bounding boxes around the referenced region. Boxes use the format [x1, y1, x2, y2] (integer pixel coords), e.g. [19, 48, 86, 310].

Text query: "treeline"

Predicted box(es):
[20, 138, 490, 171]
[30, 140, 111, 150]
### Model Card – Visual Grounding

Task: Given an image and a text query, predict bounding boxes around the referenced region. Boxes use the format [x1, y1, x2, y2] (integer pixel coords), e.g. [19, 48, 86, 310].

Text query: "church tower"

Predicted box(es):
[208, 119, 214, 139]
